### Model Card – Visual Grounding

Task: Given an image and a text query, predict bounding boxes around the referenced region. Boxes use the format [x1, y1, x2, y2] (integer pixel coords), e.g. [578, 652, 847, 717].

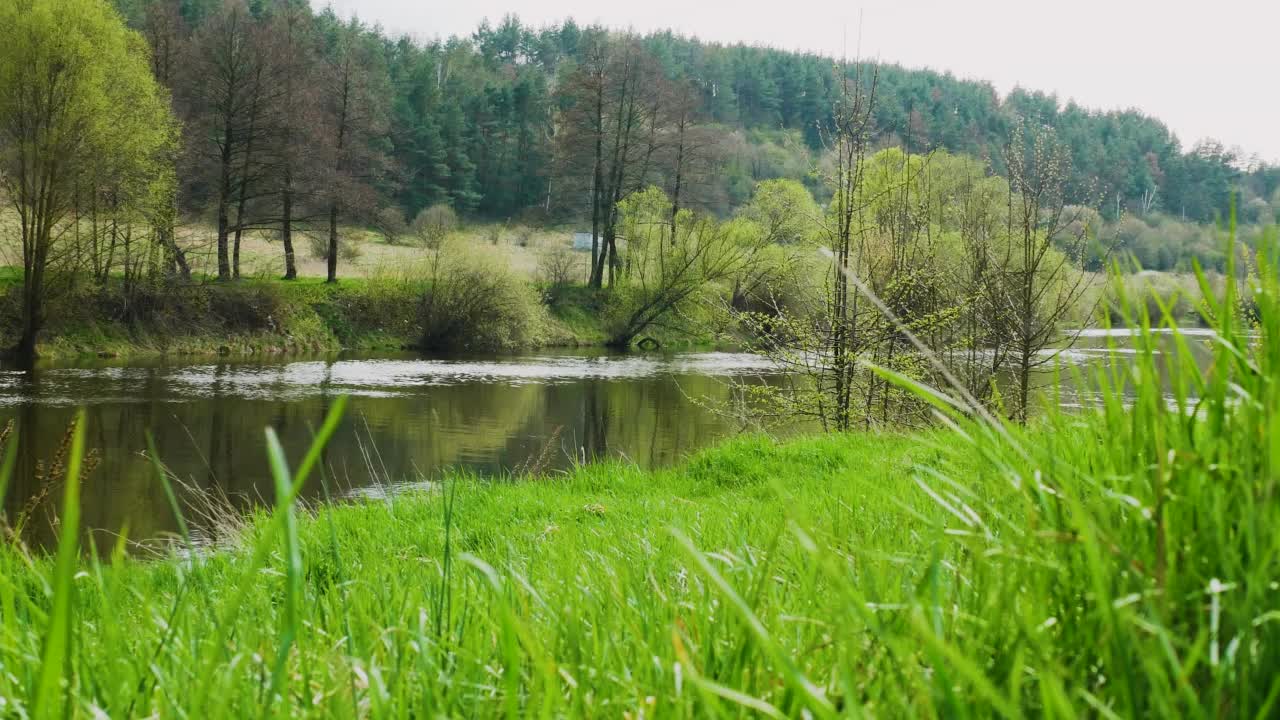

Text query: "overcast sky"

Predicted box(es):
[316, 0, 1279, 163]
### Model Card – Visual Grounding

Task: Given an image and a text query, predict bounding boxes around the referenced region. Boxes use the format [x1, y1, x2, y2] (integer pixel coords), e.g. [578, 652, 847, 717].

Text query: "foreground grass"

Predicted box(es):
[2, 407, 1277, 716]
[1, 431, 953, 717]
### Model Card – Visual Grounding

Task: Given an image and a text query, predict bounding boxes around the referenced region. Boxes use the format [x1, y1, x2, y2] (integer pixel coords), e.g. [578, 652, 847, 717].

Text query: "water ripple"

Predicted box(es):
[0, 352, 783, 404]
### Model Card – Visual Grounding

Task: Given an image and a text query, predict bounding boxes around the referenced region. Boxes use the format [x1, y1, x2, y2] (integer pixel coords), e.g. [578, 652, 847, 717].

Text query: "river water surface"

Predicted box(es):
[0, 350, 793, 548]
[0, 332, 1206, 549]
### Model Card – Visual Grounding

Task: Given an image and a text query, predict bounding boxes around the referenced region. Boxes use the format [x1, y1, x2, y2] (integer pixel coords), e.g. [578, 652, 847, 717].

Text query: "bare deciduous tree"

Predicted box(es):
[555, 32, 672, 289]
[266, 4, 324, 281]
[320, 21, 390, 283]
[181, 0, 280, 281]
[824, 63, 879, 430]
[999, 121, 1100, 422]
[663, 81, 724, 240]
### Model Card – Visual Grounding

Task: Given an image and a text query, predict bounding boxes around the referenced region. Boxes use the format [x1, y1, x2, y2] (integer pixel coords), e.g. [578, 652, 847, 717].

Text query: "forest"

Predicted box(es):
[111, 0, 1280, 252]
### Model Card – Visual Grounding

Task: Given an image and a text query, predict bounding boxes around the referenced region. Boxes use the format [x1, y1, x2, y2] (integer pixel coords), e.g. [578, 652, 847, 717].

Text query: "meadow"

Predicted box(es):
[161, 223, 569, 282]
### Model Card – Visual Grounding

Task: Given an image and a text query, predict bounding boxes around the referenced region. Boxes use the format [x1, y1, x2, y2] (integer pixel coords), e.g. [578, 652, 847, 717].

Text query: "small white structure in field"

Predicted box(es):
[572, 232, 594, 252]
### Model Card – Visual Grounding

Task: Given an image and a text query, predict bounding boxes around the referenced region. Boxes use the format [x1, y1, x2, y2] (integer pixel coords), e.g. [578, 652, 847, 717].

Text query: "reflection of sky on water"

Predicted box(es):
[0, 337, 1209, 410]
[1074, 327, 1221, 339]
[0, 352, 782, 405]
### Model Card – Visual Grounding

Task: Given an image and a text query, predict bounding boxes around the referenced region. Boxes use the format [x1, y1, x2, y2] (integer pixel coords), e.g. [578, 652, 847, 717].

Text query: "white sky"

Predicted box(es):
[317, 0, 1279, 163]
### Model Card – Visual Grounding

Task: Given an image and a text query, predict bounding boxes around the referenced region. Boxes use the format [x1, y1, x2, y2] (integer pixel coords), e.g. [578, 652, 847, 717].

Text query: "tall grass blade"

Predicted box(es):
[190, 396, 349, 713]
[146, 432, 190, 549]
[264, 426, 303, 710]
[670, 528, 835, 717]
[32, 409, 86, 720]
[0, 424, 18, 517]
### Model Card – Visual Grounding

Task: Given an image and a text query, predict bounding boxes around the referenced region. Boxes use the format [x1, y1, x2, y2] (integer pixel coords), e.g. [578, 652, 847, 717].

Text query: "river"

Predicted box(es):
[0, 332, 1206, 550]
[0, 350, 793, 548]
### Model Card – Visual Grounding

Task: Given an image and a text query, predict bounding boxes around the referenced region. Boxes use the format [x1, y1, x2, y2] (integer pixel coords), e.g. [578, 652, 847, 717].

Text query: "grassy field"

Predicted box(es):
[0, 431, 948, 717]
[0, 220, 618, 359]
[1, 245, 1278, 717]
[0, 219, 578, 283]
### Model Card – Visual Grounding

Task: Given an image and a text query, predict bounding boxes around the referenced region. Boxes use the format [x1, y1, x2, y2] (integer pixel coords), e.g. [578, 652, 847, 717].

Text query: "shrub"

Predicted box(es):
[304, 233, 361, 262]
[315, 273, 424, 344]
[205, 284, 291, 332]
[339, 237, 362, 262]
[535, 244, 584, 287]
[411, 204, 457, 248]
[418, 241, 546, 351]
[604, 190, 753, 347]
[375, 207, 408, 245]
[304, 234, 327, 260]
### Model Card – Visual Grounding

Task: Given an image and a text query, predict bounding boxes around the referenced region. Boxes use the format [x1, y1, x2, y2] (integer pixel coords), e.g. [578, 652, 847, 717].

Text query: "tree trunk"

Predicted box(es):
[590, 176, 602, 288]
[326, 202, 338, 283]
[326, 66, 351, 285]
[588, 74, 605, 289]
[604, 227, 619, 287]
[1017, 344, 1032, 424]
[15, 236, 47, 367]
[216, 127, 234, 281]
[669, 128, 684, 243]
[232, 226, 243, 279]
[16, 289, 42, 368]
[160, 218, 190, 280]
[282, 181, 297, 280]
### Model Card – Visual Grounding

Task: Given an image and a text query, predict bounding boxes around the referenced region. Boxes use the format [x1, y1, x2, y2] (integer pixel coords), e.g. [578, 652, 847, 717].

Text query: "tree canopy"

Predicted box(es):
[98, 2, 1274, 235]
[0, 0, 176, 358]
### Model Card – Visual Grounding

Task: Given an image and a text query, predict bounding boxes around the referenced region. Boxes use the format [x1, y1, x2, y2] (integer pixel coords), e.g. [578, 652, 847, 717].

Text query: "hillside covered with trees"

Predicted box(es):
[117, 0, 1278, 239]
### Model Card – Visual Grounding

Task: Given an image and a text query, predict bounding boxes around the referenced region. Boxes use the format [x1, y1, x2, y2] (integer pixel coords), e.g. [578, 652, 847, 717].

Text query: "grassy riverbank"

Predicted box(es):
[0, 219, 730, 360]
[0, 274, 619, 361]
[0, 268, 1213, 363]
[0, 212, 1223, 361]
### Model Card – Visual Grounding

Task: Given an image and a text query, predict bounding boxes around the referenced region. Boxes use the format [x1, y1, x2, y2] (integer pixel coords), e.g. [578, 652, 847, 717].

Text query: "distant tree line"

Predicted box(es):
[109, 1, 1277, 235]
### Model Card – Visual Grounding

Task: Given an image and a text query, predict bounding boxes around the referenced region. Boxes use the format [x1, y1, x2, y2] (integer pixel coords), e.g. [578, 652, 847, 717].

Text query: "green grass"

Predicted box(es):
[0, 274, 612, 360]
[1, 232, 1279, 716]
[0, 429, 947, 717]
